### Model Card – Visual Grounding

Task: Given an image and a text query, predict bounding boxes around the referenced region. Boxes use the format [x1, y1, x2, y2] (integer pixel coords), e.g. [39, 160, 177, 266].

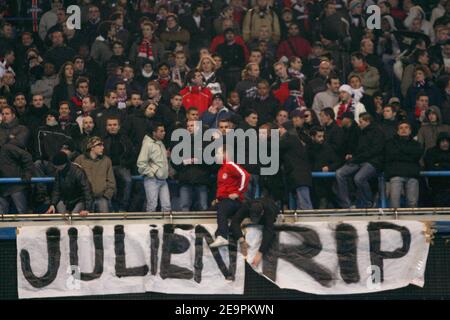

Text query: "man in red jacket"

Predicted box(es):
[276, 22, 312, 60]
[210, 145, 250, 248]
[179, 69, 212, 116]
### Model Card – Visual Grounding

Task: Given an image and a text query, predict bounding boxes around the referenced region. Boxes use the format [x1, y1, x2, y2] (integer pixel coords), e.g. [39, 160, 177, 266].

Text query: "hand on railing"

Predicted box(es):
[79, 210, 89, 217]
[46, 205, 56, 214]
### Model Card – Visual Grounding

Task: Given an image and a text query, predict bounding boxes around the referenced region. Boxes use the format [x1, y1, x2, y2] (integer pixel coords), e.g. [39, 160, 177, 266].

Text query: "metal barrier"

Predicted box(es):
[1, 171, 449, 209]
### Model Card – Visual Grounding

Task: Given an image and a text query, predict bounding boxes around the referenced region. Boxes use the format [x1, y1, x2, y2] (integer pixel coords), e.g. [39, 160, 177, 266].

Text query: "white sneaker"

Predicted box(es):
[210, 236, 229, 248]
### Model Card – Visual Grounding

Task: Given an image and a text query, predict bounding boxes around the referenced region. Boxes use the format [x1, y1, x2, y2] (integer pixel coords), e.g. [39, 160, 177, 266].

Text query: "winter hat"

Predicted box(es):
[86, 136, 103, 151]
[339, 84, 353, 95]
[52, 151, 69, 166]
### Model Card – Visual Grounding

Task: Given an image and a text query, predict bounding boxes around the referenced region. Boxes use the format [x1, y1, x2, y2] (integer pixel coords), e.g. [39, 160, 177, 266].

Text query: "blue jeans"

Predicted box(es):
[389, 177, 419, 208]
[112, 166, 132, 211]
[179, 184, 208, 211]
[0, 191, 27, 214]
[92, 197, 110, 213]
[336, 162, 377, 208]
[295, 186, 313, 210]
[56, 201, 84, 213]
[144, 177, 171, 212]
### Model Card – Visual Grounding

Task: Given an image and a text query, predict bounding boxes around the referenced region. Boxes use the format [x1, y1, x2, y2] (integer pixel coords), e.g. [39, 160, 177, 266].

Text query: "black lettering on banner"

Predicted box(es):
[262, 225, 334, 287]
[160, 224, 194, 280]
[194, 225, 238, 283]
[368, 222, 411, 282]
[114, 225, 149, 277]
[20, 227, 61, 288]
[335, 223, 360, 283]
[150, 227, 159, 275]
[68, 226, 104, 281]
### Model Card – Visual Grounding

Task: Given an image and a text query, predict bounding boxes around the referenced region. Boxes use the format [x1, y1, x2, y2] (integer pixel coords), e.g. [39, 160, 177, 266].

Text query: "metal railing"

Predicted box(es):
[0, 171, 449, 210]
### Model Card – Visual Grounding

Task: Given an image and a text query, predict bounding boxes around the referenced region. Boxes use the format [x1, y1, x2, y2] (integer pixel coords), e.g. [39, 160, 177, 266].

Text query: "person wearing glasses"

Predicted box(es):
[74, 136, 116, 213]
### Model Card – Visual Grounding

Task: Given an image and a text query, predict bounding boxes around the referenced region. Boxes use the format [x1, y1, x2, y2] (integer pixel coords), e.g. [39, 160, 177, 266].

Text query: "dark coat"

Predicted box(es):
[103, 132, 135, 169]
[342, 123, 360, 156]
[122, 109, 160, 151]
[216, 42, 246, 71]
[379, 119, 398, 141]
[51, 162, 93, 211]
[384, 135, 423, 180]
[351, 123, 385, 170]
[0, 119, 30, 150]
[171, 136, 211, 186]
[91, 105, 126, 138]
[424, 132, 450, 192]
[309, 142, 342, 172]
[34, 125, 73, 161]
[279, 132, 312, 189]
[324, 121, 345, 157]
[0, 143, 34, 196]
[241, 94, 278, 126]
[230, 196, 279, 253]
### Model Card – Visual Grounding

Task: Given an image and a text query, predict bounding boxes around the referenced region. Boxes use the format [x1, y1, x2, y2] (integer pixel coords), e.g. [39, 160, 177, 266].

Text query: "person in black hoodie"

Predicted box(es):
[385, 121, 423, 208]
[171, 120, 211, 211]
[309, 127, 342, 209]
[336, 112, 385, 208]
[241, 79, 278, 126]
[424, 132, 450, 206]
[45, 151, 92, 216]
[160, 93, 187, 145]
[103, 117, 135, 212]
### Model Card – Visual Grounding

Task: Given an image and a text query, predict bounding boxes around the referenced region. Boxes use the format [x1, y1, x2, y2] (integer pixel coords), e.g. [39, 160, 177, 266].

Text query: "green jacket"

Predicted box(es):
[137, 135, 169, 179]
[74, 153, 116, 200]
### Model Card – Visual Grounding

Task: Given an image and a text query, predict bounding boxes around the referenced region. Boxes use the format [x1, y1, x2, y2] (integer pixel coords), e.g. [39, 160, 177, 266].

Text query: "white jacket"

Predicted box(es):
[137, 135, 169, 179]
[333, 101, 367, 124]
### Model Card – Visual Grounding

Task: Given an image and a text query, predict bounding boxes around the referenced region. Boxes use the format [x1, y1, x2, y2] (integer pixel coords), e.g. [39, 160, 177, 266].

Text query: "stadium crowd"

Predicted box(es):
[0, 0, 449, 216]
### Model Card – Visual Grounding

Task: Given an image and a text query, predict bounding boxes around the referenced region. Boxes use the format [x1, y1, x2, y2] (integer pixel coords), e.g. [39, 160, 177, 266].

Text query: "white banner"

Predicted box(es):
[246, 220, 430, 295]
[17, 224, 245, 299]
[17, 220, 431, 298]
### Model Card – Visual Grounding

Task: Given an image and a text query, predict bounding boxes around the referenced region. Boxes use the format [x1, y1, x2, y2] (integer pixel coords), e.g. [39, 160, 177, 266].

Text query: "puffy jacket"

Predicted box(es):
[74, 153, 116, 200]
[137, 135, 169, 179]
[51, 162, 93, 211]
[384, 135, 423, 180]
[216, 161, 250, 202]
[0, 119, 29, 150]
[180, 86, 212, 116]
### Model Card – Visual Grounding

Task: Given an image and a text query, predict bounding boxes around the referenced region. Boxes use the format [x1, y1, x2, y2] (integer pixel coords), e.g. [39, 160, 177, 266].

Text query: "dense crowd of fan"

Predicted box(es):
[0, 0, 449, 215]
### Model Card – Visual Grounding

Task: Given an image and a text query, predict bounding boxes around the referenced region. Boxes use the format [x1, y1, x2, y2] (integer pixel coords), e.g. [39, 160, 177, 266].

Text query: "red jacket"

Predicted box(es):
[276, 36, 312, 60]
[216, 161, 250, 202]
[179, 86, 212, 116]
[272, 81, 290, 106]
[210, 35, 249, 62]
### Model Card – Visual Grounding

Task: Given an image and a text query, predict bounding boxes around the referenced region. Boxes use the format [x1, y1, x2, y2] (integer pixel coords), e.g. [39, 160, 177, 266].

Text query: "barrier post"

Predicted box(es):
[378, 174, 387, 209]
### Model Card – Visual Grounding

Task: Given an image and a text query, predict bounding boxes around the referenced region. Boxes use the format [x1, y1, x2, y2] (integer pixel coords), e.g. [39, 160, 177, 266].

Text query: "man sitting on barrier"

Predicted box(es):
[230, 195, 279, 267]
[210, 145, 250, 248]
[46, 151, 92, 216]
